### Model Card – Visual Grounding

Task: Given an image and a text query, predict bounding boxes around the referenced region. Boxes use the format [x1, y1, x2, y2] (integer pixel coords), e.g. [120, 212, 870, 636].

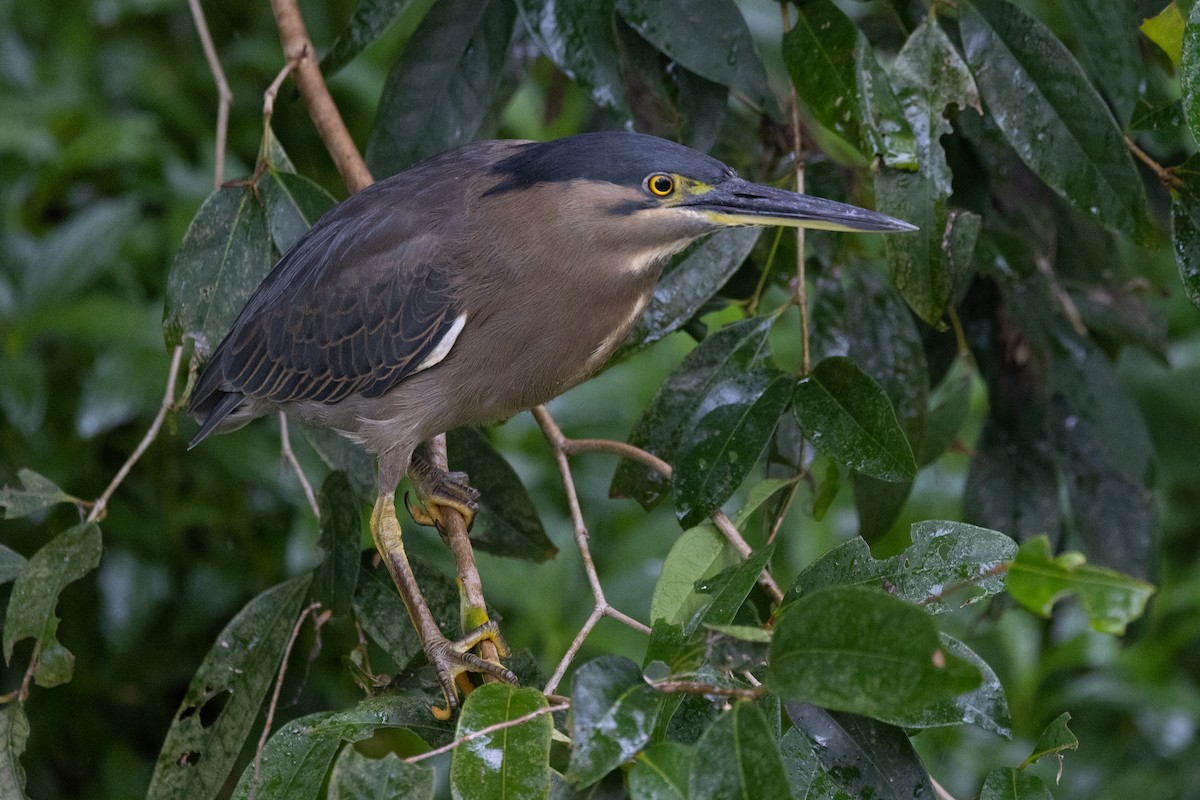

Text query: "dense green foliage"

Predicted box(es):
[2, 0, 1199, 797]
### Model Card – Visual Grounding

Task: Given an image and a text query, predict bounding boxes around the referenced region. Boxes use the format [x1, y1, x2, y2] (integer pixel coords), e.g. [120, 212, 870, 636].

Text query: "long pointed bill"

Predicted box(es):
[687, 177, 917, 233]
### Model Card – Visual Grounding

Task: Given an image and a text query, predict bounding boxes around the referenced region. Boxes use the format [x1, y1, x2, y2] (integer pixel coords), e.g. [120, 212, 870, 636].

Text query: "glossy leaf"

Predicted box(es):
[515, 0, 630, 117]
[447, 427, 556, 562]
[1185, 2, 1200, 145]
[312, 471, 362, 618]
[767, 586, 979, 719]
[1061, 0, 1140, 127]
[1172, 153, 1200, 310]
[1024, 712, 1078, 768]
[0, 468, 77, 519]
[620, 227, 761, 356]
[793, 357, 916, 482]
[783, 704, 935, 799]
[329, 748, 433, 800]
[615, 0, 774, 115]
[789, 520, 1016, 614]
[627, 741, 691, 800]
[305, 693, 454, 748]
[1006, 536, 1155, 634]
[366, 0, 517, 176]
[0, 705, 29, 800]
[567, 656, 661, 788]
[353, 557, 461, 671]
[959, 0, 1154, 244]
[321, 0, 421, 77]
[3, 523, 101, 686]
[611, 315, 775, 508]
[687, 703, 790, 800]
[980, 769, 1053, 800]
[692, 545, 773, 631]
[261, 167, 337, 255]
[649, 524, 731, 626]
[964, 412, 1061, 542]
[147, 574, 312, 799]
[163, 185, 274, 357]
[229, 712, 341, 800]
[855, 37, 917, 169]
[888, 634, 1011, 736]
[673, 369, 793, 528]
[451, 684, 551, 800]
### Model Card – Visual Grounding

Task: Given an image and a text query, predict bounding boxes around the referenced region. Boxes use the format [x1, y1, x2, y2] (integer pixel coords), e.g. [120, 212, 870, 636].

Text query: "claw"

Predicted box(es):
[406, 455, 481, 531]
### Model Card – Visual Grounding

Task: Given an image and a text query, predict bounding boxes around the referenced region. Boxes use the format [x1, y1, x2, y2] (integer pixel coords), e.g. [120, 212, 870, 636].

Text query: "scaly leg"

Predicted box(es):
[370, 494, 516, 717]
[404, 453, 481, 532]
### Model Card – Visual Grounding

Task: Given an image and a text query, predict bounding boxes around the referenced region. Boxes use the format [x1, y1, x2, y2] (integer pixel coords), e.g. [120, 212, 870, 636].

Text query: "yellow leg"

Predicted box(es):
[404, 454, 480, 531]
[370, 494, 516, 717]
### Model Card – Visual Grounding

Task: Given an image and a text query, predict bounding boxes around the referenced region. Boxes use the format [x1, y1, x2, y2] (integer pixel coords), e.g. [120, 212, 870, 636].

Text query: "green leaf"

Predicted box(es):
[301, 424, 378, 501]
[855, 37, 917, 169]
[959, 0, 1154, 244]
[918, 355, 975, 465]
[515, 0, 630, 117]
[1006, 536, 1155, 634]
[693, 545, 773, 631]
[229, 711, 341, 800]
[0, 705, 30, 800]
[0, 546, 25, 587]
[1023, 712, 1078, 768]
[887, 634, 1011, 737]
[612, 315, 775, 509]
[964, 410, 1061, 541]
[793, 357, 917, 482]
[980, 768, 1053, 800]
[447, 427, 556, 562]
[366, 0, 517, 176]
[1184, 1, 1200, 146]
[650, 524, 732, 626]
[321, 0, 422, 77]
[567, 656, 662, 788]
[329, 748, 433, 800]
[0, 468, 77, 519]
[305, 693, 454, 748]
[614, 0, 775, 115]
[1172, 153, 1200, 310]
[163, 185, 274, 356]
[147, 574, 313, 799]
[313, 471, 363, 618]
[673, 369, 793, 528]
[619, 228, 761, 357]
[261, 167, 338, 255]
[1143, 1, 1185, 66]
[628, 741, 692, 800]
[451, 684, 552, 800]
[788, 520, 1017, 614]
[782, 704, 935, 799]
[1061, 0, 1140, 127]
[3, 523, 101, 677]
[767, 586, 979, 719]
[687, 703, 790, 800]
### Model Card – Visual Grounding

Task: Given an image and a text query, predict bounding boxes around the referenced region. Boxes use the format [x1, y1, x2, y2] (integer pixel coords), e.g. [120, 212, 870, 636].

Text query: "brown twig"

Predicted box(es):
[649, 679, 764, 700]
[248, 601, 323, 800]
[268, 0, 372, 192]
[87, 344, 185, 524]
[187, 0, 232, 187]
[406, 702, 570, 764]
[1125, 135, 1181, 191]
[779, 2, 809, 374]
[278, 412, 319, 517]
[0, 640, 42, 705]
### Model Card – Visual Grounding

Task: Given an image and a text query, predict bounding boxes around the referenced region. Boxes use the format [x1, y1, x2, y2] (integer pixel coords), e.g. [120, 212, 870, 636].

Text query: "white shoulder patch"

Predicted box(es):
[414, 313, 467, 373]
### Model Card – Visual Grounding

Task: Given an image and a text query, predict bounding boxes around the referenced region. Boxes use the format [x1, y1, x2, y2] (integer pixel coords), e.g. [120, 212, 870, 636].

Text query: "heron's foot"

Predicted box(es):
[425, 619, 518, 719]
[406, 456, 480, 531]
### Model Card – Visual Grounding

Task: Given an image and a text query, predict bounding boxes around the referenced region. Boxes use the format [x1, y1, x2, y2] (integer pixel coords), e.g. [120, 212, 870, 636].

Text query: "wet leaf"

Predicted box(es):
[312, 471, 362, 618]
[0, 705, 29, 800]
[980, 768, 1053, 800]
[163, 185, 274, 357]
[959, 0, 1154, 244]
[1023, 712, 1078, 768]
[1184, 2, 1200, 147]
[447, 427, 556, 562]
[692, 545, 773, 631]
[451, 684, 551, 800]
[1061, 0, 1140, 127]
[687, 703, 790, 800]
[367, 0, 517, 176]
[1006, 536, 1155, 634]
[887, 634, 1011, 736]
[615, 0, 775, 115]
[305, 693, 454, 748]
[1171, 153, 1200, 310]
[793, 357, 917, 482]
[767, 586, 979, 719]
[147, 574, 312, 799]
[228, 711, 341, 800]
[0, 468, 77, 519]
[3, 523, 101, 683]
[567, 656, 662, 788]
[673, 369, 793, 528]
[782, 704, 934, 799]
[650, 524, 732, 626]
[628, 741, 691, 800]
[611, 315, 775, 509]
[329, 748, 433, 800]
[322, 0, 422, 77]
[787, 520, 1017, 614]
[515, 0, 630, 117]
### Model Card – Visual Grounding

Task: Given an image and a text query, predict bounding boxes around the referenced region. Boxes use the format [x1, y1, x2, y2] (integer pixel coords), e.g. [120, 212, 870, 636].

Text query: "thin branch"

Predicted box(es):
[406, 702, 570, 764]
[188, 0, 232, 187]
[779, 1, 809, 374]
[544, 607, 605, 696]
[1125, 135, 1181, 190]
[87, 344, 185, 524]
[268, 0, 372, 192]
[650, 679, 764, 700]
[278, 412, 319, 517]
[248, 601, 322, 800]
[0, 640, 42, 705]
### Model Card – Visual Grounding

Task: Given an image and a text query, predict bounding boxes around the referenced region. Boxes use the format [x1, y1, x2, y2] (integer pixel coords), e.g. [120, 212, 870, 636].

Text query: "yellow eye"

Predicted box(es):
[647, 174, 675, 197]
